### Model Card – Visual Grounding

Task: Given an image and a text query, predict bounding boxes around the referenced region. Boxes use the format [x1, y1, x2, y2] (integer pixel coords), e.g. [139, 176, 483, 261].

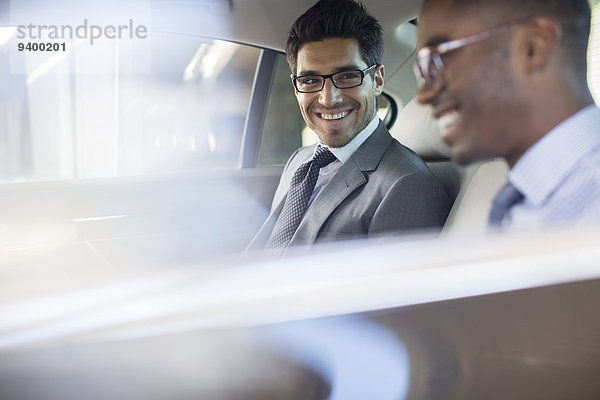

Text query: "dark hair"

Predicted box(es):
[286, 0, 383, 75]
[429, 0, 591, 73]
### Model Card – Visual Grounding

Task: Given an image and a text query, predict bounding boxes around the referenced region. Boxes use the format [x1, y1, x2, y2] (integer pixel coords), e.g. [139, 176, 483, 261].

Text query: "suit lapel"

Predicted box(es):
[289, 121, 393, 246]
[289, 158, 366, 246]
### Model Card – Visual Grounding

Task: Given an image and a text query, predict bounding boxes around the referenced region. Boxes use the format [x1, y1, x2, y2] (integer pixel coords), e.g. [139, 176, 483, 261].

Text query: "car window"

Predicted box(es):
[0, 34, 260, 183]
[258, 53, 396, 167]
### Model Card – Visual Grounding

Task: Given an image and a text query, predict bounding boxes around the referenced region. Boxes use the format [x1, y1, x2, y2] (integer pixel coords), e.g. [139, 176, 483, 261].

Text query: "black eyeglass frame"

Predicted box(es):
[291, 64, 378, 93]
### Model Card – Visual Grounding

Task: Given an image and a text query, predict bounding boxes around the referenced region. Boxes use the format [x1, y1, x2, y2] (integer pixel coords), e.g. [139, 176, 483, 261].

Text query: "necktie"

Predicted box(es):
[265, 145, 337, 253]
[488, 181, 524, 227]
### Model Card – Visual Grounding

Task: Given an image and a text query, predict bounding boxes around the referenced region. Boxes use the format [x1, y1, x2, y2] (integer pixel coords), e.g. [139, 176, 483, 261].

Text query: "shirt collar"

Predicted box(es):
[509, 105, 600, 205]
[317, 116, 380, 163]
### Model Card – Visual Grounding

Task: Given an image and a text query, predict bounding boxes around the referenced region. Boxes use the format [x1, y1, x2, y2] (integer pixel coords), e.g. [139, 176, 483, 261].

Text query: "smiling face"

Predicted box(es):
[416, 0, 530, 166]
[294, 37, 384, 148]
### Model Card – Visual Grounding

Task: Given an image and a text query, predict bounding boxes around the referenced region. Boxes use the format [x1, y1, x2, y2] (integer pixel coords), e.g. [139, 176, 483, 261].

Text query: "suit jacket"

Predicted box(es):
[246, 121, 452, 255]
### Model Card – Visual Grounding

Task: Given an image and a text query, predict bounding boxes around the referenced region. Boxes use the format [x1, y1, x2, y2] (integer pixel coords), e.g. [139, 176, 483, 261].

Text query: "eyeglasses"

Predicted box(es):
[413, 17, 533, 90]
[292, 65, 377, 93]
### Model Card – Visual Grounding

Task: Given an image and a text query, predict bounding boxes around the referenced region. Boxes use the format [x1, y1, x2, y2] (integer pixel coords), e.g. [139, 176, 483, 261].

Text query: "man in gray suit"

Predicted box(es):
[248, 0, 451, 257]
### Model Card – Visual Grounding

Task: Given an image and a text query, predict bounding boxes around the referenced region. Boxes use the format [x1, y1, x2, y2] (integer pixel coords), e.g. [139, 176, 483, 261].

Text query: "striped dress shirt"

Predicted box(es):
[502, 105, 600, 231]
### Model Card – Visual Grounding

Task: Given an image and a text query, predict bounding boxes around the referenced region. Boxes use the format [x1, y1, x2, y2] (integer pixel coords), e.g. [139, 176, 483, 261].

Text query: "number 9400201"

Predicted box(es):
[18, 42, 66, 51]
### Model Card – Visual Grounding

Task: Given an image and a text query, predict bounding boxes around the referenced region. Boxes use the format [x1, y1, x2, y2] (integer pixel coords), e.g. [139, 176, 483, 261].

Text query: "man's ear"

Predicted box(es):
[374, 64, 385, 95]
[518, 15, 563, 72]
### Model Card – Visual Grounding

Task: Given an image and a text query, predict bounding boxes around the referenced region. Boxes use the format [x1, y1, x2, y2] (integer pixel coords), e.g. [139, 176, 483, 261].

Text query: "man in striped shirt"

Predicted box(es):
[414, 0, 600, 231]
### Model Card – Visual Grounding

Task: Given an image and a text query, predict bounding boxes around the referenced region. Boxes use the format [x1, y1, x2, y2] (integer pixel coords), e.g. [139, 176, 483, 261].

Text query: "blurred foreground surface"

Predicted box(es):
[1, 229, 600, 399]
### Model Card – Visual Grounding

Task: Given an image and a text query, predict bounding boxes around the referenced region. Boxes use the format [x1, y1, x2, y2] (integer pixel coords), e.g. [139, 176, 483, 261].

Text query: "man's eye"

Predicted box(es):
[298, 77, 320, 85]
[337, 72, 360, 80]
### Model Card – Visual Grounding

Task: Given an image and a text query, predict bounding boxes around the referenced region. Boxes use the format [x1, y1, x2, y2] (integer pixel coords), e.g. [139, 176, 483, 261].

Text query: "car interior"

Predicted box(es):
[2, 0, 600, 398]
[0, 0, 525, 265]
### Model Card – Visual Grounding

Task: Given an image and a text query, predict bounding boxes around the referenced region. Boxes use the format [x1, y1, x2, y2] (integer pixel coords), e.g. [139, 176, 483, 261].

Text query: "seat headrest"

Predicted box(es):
[389, 98, 452, 160]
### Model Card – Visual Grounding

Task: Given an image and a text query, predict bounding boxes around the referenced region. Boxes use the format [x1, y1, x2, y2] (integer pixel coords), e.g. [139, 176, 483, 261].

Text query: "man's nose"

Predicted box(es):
[319, 77, 343, 107]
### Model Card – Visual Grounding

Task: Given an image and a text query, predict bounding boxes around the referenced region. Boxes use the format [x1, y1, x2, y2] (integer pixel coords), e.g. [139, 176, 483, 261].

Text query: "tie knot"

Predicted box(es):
[488, 181, 524, 227]
[313, 145, 337, 168]
[493, 182, 524, 209]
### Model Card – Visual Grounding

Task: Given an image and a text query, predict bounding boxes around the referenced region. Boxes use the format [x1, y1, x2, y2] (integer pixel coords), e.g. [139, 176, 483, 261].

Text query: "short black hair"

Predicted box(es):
[426, 0, 591, 73]
[286, 0, 383, 75]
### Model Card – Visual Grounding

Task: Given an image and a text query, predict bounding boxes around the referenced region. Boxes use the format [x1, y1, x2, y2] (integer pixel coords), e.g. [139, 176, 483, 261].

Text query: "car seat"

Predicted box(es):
[390, 98, 508, 236]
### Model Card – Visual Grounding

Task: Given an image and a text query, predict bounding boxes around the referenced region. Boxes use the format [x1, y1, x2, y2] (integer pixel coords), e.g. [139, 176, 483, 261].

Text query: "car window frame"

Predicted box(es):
[239, 48, 279, 169]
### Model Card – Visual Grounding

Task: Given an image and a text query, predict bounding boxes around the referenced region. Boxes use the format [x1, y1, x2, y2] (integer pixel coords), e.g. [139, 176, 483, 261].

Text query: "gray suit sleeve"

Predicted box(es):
[369, 171, 452, 235]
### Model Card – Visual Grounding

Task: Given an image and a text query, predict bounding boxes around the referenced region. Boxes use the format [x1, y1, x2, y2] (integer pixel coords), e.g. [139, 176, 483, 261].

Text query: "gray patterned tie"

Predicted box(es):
[265, 145, 337, 253]
[488, 181, 524, 227]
